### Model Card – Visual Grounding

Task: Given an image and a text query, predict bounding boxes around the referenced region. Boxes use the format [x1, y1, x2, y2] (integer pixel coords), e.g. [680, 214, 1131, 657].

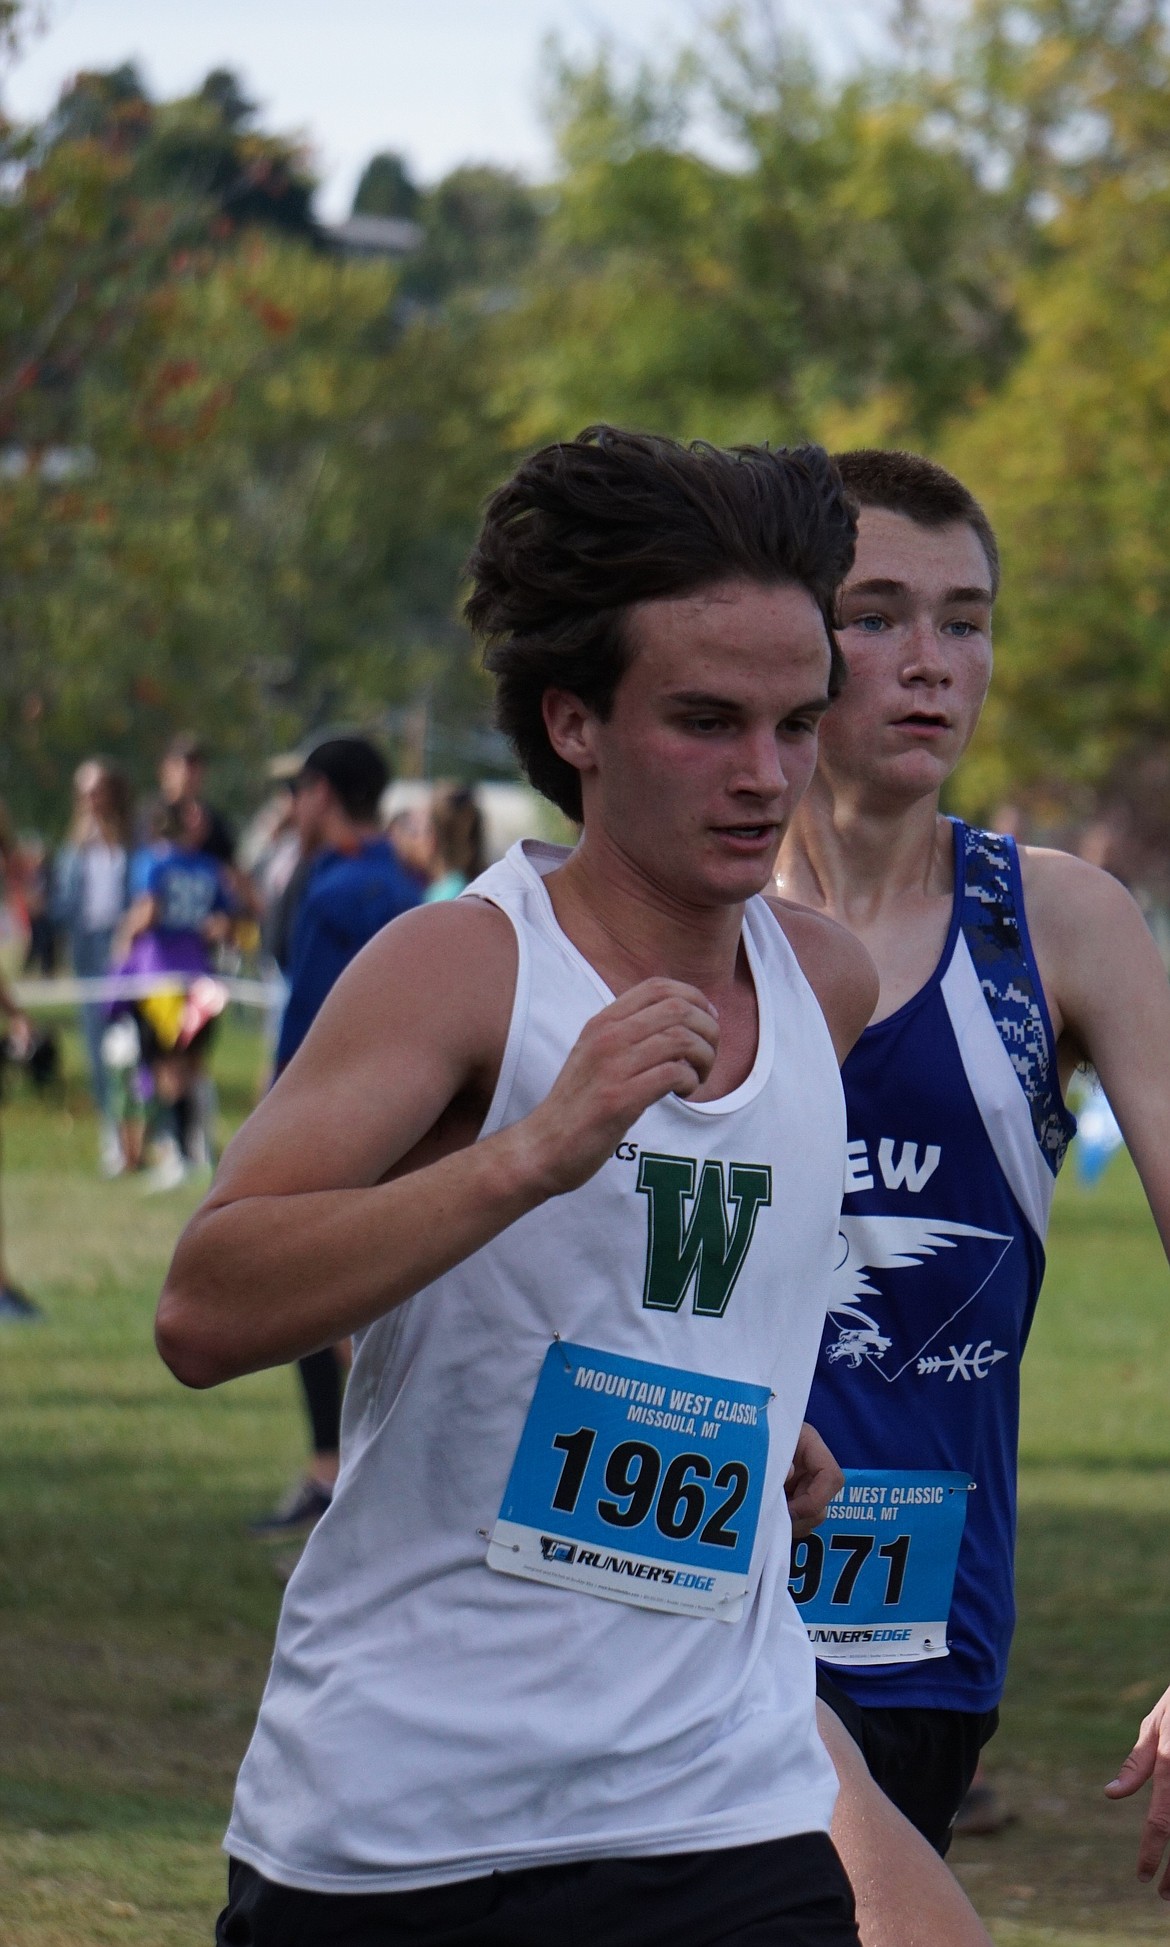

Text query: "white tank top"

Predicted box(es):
[227, 841, 847, 1893]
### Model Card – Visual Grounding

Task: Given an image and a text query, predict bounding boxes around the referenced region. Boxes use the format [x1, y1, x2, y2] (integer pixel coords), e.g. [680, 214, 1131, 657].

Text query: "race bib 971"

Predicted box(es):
[791, 1468, 972, 1664]
[487, 1341, 771, 1622]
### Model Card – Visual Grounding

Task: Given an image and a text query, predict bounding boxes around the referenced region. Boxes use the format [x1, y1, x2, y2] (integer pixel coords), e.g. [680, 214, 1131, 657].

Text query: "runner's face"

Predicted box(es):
[573, 578, 832, 904]
[819, 510, 993, 803]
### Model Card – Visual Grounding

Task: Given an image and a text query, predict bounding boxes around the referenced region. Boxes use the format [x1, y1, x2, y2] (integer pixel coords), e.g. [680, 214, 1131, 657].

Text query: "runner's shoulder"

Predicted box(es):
[764, 896, 879, 1060]
[1015, 844, 1168, 1043]
[311, 894, 518, 1064]
[351, 892, 516, 984]
[1016, 844, 1147, 949]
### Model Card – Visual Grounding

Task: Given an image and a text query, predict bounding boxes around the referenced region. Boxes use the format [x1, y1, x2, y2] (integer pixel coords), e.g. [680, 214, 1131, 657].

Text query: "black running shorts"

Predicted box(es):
[217, 1833, 861, 1946]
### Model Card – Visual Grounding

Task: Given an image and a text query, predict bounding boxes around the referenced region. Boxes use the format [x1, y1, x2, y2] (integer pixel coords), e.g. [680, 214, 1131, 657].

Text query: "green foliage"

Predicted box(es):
[952, 161, 1170, 810]
[401, 164, 542, 303]
[943, 0, 1170, 206]
[4, 2, 1170, 826]
[0, 239, 507, 815]
[496, 28, 1022, 449]
[44, 61, 318, 239]
[352, 150, 421, 221]
[0, 67, 507, 824]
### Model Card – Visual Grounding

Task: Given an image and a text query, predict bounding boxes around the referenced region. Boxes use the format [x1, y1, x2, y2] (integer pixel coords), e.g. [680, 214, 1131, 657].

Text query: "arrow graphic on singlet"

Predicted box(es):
[826, 1215, 1013, 1383]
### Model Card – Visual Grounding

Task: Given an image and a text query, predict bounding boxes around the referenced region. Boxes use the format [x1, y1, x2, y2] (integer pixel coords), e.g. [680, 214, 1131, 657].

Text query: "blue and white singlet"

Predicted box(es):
[804, 819, 1076, 1713]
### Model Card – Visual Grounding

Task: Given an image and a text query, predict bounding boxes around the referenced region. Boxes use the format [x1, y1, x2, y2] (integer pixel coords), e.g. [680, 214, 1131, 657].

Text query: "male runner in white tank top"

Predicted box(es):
[773, 450, 1170, 1920]
[159, 427, 883, 1946]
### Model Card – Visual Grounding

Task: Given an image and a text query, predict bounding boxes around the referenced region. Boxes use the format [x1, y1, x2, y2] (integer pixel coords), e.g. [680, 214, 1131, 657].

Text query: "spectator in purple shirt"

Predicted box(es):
[114, 800, 234, 1189]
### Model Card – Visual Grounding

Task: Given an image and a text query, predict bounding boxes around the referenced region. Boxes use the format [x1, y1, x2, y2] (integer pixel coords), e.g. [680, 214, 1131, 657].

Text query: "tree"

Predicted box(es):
[0, 233, 512, 817]
[44, 62, 319, 240]
[0, 70, 512, 823]
[8, 0, 1170, 834]
[352, 151, 421, 221]
[949, 157, 1170, 815]
[494, 24, 1023, 452]
[401, 165, 541, 303]
[939, 0, 1170, 212]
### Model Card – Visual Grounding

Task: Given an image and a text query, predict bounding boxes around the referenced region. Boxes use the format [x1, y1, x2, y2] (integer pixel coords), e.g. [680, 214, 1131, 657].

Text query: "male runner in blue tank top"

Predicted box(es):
[774, 449, 1170, 1876]
[155, 428, 930, 1947]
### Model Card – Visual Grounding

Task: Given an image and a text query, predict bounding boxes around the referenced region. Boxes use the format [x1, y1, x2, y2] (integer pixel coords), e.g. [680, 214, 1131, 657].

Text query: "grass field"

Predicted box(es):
[1, 1015, 1168, 1944]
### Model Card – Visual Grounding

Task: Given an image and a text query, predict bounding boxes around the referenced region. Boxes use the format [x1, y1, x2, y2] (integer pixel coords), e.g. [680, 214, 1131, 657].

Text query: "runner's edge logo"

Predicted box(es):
[636, 1152, 772, 1317]
[539, 1535, 715, 1592]
[807, 1625, 915, 1646]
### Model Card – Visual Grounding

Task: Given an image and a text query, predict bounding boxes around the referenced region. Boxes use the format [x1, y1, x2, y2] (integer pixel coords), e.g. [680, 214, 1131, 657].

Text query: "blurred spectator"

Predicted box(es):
[113, 800, 234, 1190]
[0, 801, 29, 980]
[157, 732, 236, 865]
[0, 802, 37, 1319]
[273, 742, 420, 1070]
[424, 783, 485, 902]
[128, 799, 172, 902]
[19, 836, 57, 978]
[252, 738, 420, 1544]
[157, 736, 267, 938]
[253, 786, 318, 975]
[52, 759, 133, 1174]
[99, 1014, 146, 1178]
[384, 806, 432, 895]
[235, 783, 314, 1077]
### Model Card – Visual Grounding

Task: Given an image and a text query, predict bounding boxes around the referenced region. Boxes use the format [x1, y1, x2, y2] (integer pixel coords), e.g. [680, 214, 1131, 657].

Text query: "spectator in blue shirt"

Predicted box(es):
[275, 747, 421, 1069]
[253, 738, 421, 1544]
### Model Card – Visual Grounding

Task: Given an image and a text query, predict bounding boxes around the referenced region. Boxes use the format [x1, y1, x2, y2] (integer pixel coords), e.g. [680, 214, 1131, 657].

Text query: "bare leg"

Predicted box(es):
[121, 1116, 145, 1171]
[152, 1055, 185, 1112]
[820, 1700, 993, 1947]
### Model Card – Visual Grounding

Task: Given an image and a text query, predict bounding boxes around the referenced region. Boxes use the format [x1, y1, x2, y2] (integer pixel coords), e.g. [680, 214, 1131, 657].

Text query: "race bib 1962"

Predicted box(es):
[790, 1468, 972, 1664]
[487, 1341, 771, 1622]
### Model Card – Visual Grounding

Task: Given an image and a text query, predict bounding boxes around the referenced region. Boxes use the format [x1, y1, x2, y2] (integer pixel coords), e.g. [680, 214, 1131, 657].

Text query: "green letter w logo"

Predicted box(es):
[635, 1152, 773, 1318]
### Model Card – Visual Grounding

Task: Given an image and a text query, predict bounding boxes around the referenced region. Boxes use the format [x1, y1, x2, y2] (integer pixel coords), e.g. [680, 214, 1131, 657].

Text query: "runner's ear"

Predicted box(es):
[542, 690, 600, 783]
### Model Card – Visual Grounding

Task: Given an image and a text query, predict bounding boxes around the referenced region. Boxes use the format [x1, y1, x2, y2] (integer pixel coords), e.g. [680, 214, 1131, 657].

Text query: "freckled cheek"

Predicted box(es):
[966, 655, 994, 712]
[944, 662, 991, 741]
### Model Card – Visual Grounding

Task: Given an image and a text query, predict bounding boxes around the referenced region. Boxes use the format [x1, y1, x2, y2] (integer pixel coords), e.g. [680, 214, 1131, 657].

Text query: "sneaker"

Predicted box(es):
[249, 1477, 333, 1538]
[142, 1138, 190, 1195]
[0, 1284, 41, 1321]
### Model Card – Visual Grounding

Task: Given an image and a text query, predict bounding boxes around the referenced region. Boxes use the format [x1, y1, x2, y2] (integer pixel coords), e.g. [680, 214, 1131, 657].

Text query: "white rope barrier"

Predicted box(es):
[12, 974, 285, 1009]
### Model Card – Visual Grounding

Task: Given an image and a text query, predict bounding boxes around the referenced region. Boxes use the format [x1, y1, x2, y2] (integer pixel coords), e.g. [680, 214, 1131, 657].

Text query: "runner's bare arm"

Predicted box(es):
[156, 899, 719, 1389]
[1023, 848, 1170, 1884]
[1022, 847, 1170, 1251]
[766, 899, 880, 1062]
[820, 1703, 995, 1947]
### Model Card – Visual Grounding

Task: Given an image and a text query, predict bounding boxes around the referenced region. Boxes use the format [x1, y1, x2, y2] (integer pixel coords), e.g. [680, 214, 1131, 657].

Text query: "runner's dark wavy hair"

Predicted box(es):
[464, 425, 857, 821]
